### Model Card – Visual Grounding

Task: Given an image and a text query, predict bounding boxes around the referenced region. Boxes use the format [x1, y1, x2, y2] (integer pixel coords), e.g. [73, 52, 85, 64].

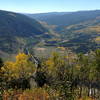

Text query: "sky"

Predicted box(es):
[0, 0, 100, 13]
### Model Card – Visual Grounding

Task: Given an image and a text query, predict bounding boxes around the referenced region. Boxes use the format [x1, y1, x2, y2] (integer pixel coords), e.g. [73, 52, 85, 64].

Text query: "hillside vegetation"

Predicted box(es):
[0, 10, 57, 59]
[0, 10, 100, 100]
[0, 49, 100, 100]
[27, 10, 100, 53]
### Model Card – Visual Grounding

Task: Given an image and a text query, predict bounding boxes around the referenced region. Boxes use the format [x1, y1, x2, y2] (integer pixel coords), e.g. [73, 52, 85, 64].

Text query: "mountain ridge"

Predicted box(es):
[0, 10, 56, 59]
[26, 10, 100, 53]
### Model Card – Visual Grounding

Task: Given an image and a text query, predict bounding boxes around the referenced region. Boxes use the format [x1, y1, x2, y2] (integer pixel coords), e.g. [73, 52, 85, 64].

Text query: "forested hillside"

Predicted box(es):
[27, 10, 100, 30]
[0, 10, 56, 59]
[0, 49, 100, 100]
[27, 10, 100, 53]
[0, 9, 100, 100]
[0, 10, 100, 59]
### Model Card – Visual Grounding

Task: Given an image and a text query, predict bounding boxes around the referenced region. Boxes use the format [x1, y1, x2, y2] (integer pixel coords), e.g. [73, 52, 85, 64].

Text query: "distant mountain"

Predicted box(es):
[26, 10, 100, 53]
[0, 10, 56, 59]
[26, 10, 100, 31]
[26, 12, 71, 21]
[0, 10, 100, 59]
[58, 11, 100, 53]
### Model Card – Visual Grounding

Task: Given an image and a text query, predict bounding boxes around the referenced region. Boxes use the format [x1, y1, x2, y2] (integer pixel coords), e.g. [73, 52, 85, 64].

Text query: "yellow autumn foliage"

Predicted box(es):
[95, 36, 100, 43]
[45, 52, 65, 75]
[1, 53, 36, 79]
[75, 26, 100, 34]
[57, 47, 66, 51]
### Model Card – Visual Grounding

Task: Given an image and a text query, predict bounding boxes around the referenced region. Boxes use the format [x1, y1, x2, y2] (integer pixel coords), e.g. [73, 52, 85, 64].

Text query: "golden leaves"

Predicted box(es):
[1, 53, 36, 79]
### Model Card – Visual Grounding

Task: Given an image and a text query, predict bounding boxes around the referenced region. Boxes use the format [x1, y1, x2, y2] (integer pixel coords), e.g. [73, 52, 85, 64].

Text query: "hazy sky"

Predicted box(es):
[0, 0, 100, 13]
